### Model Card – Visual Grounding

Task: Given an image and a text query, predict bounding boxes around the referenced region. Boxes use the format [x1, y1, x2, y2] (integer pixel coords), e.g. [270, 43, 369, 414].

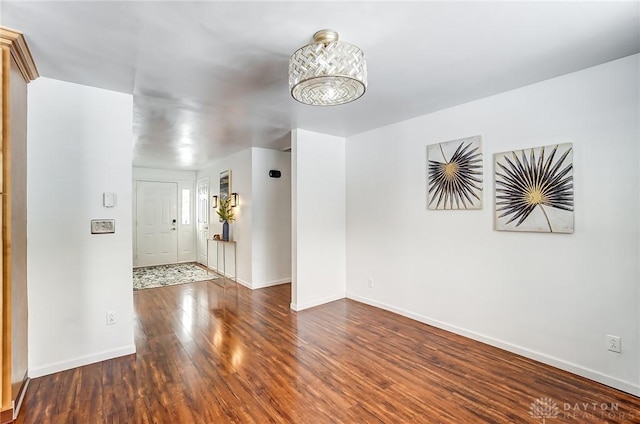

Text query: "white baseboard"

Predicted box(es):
[232, 277, 290, 290]
[134, 260, 196, 269]
[347, 292, 640, 397]
[29, 345, 137, 378]
[252, 278, 291, 290]
[236, 277, 251, 289]
[12, 375, 29, 419]
[291, 293, 345, 311]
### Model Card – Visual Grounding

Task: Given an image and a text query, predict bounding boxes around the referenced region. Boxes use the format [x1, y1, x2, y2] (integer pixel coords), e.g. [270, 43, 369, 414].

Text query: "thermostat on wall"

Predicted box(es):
[103, 192, 117, 207]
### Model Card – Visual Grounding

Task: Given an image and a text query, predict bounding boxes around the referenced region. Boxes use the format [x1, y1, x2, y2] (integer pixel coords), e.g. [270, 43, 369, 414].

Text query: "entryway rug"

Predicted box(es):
[133, 263, 216, 290]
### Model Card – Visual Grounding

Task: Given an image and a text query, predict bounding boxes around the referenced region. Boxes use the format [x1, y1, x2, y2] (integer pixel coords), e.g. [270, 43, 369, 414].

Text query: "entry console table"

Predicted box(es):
[207, 239, 237, 287]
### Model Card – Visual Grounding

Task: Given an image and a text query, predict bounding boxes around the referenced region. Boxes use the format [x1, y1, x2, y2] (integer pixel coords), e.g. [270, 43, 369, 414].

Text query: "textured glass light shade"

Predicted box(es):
[289, 30, 367, 106]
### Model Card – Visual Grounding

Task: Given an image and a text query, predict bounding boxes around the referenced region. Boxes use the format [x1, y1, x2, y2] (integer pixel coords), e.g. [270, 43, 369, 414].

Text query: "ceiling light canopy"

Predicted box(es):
[289, 29, 367, 106]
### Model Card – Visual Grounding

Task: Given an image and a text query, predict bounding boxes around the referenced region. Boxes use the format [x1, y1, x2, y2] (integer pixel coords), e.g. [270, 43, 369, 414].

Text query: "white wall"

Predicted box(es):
[345, 55, 640, 395]
[133, 167, 197, 182]
[27, 78, 135, 377]
[132, 167, 197, 264]
[251, 148, 291, 288]
[197, 149, 253, 286]
[291, 129, 346, 311]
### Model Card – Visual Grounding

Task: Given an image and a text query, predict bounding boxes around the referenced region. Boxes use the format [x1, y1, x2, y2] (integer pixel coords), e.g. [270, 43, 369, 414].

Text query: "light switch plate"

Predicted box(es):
[103, 192, 116, 207]
[91, 219, 115, 234]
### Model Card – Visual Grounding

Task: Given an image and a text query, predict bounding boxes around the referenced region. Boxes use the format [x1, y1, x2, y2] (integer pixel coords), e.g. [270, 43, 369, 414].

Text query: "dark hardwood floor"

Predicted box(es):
[16, 281, 640, 423]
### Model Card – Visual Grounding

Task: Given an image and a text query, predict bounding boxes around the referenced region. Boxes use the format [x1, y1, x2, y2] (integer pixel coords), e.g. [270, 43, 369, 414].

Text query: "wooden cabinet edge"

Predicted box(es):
[0, 27, 39, 83]
[0, 25, 36, 423]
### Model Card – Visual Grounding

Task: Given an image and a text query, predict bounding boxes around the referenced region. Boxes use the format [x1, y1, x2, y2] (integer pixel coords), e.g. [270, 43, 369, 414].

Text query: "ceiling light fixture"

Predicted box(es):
[289, 29, 367, 106]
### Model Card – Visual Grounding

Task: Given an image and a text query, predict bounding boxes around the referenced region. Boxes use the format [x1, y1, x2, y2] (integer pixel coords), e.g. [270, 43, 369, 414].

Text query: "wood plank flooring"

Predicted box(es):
[16, 282, 640, 423]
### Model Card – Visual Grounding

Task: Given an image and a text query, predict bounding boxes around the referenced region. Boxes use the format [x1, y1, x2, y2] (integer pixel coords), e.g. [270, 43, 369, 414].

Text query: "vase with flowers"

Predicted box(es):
[216, 196, 236, 241]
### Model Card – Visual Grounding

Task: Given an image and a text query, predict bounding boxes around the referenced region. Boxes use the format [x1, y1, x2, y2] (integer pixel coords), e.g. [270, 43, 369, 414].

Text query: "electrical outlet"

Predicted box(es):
[606, 335, 621, 353]
[368, 278, 374, 288]
[106, 311, 117, 325]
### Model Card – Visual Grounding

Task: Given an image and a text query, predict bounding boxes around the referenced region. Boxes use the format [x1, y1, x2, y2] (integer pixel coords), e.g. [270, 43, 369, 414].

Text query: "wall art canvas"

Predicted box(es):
[220, 170, 231, 201]
[219, 170, 231, 222]
[427, 135, 483, 210]
[494, 143, 573, 233]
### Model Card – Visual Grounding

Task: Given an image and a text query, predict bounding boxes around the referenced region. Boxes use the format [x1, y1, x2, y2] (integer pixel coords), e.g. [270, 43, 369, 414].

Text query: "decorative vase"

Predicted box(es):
[222, 221, 229, 241]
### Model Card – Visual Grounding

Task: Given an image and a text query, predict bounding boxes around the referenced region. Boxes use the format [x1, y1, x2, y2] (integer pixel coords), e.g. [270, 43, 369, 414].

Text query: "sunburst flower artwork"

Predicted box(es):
[494, 143, 573, 233]
[427, 135, 483, 210]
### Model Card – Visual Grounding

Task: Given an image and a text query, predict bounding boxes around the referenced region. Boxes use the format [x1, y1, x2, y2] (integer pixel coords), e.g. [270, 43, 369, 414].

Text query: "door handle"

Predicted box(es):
[171, 227, 176, 231]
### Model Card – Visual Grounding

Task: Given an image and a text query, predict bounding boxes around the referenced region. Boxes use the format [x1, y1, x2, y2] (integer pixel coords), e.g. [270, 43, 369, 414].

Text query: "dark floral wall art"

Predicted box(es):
[494, 143, 574, 233]
[427, 135, 483, 210]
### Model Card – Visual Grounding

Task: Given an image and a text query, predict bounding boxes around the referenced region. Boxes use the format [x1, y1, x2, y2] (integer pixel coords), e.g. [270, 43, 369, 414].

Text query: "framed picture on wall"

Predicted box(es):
[219, 170, 231, 222]
[220, 170, 231, 201]
[494, 143, 574, 233]
[426, 135, 483, 210]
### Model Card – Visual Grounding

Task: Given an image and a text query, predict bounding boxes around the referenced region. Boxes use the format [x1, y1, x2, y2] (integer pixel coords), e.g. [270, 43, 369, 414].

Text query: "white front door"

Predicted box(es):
[196, 179, 209, 266]
[136, 181, 178, 266]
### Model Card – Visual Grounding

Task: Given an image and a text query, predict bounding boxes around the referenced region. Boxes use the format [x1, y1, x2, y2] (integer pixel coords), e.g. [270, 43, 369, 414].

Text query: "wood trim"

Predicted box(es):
[0, 47, 8, 412]
[0, 47, 7, 192]
[0, 27, 39, 83]
[0, 28, 33, 420]
[0, 48, 4, 410]
[0, 196, 3, 412]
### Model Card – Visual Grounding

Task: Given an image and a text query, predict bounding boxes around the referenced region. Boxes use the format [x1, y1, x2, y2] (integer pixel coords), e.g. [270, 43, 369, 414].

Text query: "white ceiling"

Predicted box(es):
[2, 1, 638, 170]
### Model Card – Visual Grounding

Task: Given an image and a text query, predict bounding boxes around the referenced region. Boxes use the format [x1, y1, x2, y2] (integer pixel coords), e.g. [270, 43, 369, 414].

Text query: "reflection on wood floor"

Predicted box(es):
[16, 282, 640, 423]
